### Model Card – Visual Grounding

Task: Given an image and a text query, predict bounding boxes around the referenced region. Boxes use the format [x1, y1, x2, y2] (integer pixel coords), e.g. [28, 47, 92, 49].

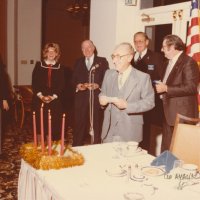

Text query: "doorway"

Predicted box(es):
[145, 24, 172, 53]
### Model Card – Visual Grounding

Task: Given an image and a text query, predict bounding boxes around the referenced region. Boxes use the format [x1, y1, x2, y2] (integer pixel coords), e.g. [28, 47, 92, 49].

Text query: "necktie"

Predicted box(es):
[136, 54, 142, 63]
[163, 60, 173, 83]
[47, 64, 52, 88]
[118, 73, 123, 89]
[86, 58, 91, 70]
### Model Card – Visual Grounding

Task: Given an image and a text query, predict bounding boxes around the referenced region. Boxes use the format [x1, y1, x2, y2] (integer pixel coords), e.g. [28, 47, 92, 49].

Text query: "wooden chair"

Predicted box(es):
[13, 85, 33, 128]
[170, 114, 200, 170]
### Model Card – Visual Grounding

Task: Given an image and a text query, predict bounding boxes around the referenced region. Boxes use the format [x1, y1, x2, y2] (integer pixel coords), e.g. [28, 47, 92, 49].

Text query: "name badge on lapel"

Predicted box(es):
[148, 65, 154, 70]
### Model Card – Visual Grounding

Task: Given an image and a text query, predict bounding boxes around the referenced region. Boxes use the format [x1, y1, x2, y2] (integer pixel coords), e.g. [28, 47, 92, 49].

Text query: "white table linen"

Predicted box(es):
[18, 143, 200, 200]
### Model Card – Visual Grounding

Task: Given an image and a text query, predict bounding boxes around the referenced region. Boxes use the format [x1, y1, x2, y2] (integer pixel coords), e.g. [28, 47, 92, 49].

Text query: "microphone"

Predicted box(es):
[91, 63, 100, 71]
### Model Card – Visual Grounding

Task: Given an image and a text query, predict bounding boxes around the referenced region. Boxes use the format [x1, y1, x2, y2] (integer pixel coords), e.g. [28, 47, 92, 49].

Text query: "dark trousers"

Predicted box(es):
[140, 115, 151, 151]
[73, 94, 102, 146]
[161, 116, 174, 153]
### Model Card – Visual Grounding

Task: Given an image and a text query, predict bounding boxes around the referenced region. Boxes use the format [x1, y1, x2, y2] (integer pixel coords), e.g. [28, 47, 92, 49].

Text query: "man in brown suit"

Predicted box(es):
[155, 34, 199, 152]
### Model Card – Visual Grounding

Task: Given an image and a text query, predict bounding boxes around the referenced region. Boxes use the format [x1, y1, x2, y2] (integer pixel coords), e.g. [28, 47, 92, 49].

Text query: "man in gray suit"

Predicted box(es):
[99, 42, 155, 143]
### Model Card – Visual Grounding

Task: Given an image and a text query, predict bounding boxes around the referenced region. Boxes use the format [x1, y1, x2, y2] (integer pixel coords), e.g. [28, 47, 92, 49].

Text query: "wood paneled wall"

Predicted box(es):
[0, 0, 7, 66]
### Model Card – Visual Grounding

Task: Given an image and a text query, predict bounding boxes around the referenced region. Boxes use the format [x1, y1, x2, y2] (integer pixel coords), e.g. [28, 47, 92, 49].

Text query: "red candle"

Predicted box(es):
[60, 114, 66, 156]
[33, 111, 37, 147]
[40, 103, 45, 153]
[48, 110, 52, 155]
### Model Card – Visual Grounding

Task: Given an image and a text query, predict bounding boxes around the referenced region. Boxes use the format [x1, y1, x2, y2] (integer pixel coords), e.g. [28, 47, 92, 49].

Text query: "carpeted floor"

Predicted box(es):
[0, 123, 33, 200]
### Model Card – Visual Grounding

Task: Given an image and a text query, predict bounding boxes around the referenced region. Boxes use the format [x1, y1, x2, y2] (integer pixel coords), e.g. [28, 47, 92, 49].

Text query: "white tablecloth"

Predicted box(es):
[18, 143, 200, 200]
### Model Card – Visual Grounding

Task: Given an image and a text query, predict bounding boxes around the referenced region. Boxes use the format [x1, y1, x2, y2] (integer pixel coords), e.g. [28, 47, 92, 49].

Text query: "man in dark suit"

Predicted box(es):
[132, 32, 164, 153]
[72, 40, 109, 146]
[155, 34, 199, 152]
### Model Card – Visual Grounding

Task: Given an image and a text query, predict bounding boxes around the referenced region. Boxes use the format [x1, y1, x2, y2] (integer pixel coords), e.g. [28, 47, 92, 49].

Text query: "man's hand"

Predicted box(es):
[155, 82, 168, 93]
[3, 100, 9, 111]
[76, 83, 87, 92]
[85, 83, 99, 90]
[112, 98, 127, 109]
[99, 95, 109, 106]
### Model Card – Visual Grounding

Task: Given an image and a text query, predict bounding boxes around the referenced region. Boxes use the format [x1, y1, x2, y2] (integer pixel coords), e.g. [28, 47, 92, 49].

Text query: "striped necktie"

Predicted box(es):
[136, 54, 142, 63]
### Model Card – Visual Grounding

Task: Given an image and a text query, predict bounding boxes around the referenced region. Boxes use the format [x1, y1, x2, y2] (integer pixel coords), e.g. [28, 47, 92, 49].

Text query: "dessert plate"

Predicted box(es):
[141, 166, 165, 176]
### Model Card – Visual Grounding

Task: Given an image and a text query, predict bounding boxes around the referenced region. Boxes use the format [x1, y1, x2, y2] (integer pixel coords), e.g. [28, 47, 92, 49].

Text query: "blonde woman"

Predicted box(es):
[32, 43, 65, 140]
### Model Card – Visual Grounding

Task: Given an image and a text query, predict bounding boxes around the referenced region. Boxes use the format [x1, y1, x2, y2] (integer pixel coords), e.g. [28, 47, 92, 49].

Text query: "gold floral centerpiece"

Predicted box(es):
[20, 108, 84, 170]
[20, 142, 84, 170]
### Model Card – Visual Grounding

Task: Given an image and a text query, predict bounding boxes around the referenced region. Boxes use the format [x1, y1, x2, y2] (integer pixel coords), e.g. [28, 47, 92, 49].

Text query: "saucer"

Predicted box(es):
[141, 166, 165, 176]
[123, 192, 144, 200]
[130, 174, 146, 182]
[182, 164, 198, 171]
[105, 166, 127, 177]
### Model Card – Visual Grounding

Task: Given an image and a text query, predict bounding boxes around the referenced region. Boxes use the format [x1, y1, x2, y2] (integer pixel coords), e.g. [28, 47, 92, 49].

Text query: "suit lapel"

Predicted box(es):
[92, 56, 96, 66]
[161, 60, 168, 80]
[110, 71, 118, 96]
[123, 68, 138, 99]
[142, 49, 151, 62]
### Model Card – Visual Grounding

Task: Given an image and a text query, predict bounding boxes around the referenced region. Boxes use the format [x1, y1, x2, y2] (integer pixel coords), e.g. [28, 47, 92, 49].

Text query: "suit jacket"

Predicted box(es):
[72, 55, 109, 108]
[161, 53, 199, 126]
[100, 67, 155, 142]
[132, 49, 163, 80]
[132, 49, 164, 125]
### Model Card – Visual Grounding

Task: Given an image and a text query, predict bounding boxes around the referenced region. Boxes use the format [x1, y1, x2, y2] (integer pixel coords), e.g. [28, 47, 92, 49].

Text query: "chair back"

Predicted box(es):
[18, 85, 33, 110]
[170, 114, 200, 170]
[13, 85, 33, 128]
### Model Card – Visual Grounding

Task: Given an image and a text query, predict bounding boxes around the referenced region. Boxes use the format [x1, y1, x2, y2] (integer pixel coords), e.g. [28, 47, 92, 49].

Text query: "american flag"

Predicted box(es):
[186, 0, 200, 66]
[186, 0, 200, 113]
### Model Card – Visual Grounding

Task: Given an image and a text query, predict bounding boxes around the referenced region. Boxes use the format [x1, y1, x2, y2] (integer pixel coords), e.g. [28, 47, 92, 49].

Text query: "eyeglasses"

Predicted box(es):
[111, 54, 130, 60]
[134, 40, 146, 44]
[162, 45, 168, 49]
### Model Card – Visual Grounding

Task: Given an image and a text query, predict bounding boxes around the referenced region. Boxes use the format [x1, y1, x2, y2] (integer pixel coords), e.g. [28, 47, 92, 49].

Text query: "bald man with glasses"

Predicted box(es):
[99, 42, 155, 143]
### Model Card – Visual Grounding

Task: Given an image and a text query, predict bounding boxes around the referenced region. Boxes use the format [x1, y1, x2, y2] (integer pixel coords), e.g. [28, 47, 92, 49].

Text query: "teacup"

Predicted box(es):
[127, 141, 139, 152]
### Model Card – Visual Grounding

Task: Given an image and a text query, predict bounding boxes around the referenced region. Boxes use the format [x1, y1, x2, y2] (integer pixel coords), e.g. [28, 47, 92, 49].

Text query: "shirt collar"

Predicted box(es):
[120, 65, 132, 75]
[45, 60, 56, 65]
[170, 51, 183, 66]
[85, 54, 94, 63]
[135, 48, 147, 60]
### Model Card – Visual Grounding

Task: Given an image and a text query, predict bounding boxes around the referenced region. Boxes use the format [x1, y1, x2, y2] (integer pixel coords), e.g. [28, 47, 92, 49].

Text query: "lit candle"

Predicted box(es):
[40, 103, 45, 153]
[48, 110, 52, 155]
[33, 111, 37, 147]
[60, 114, 65, 156]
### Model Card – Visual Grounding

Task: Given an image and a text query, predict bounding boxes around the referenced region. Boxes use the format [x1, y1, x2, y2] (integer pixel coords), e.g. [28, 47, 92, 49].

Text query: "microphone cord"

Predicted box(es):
[89, 69, 94, 144]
